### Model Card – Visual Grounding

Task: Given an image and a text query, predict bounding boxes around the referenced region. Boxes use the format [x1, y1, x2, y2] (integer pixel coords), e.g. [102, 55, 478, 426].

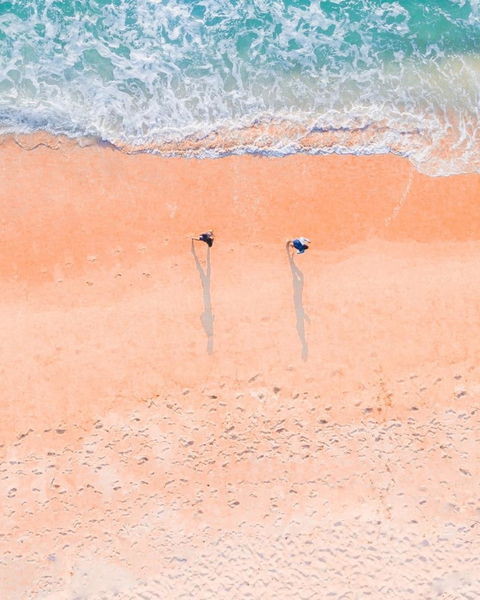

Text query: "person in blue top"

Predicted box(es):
[287, 237, 311, 254]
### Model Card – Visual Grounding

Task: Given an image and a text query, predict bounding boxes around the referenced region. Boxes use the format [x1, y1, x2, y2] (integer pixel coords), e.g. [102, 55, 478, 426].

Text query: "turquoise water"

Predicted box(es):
[0, 0, 479, 173]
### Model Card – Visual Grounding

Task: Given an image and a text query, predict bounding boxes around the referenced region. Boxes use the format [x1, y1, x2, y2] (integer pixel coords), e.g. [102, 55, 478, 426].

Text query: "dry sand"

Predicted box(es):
[1, 136, 480, 599]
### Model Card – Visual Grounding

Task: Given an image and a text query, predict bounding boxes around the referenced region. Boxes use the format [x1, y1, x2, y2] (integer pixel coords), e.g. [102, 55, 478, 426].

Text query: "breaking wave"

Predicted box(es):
[1, 0, 480, 175]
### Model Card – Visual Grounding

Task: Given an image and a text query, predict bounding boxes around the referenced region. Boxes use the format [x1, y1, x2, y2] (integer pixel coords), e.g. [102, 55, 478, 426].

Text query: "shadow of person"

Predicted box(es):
[191, 240, 214, 354]
[286, 243, 309, 361]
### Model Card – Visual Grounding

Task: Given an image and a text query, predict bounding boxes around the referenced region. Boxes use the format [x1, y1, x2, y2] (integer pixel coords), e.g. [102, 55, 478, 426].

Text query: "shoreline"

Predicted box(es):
[2, 119, 479, 177]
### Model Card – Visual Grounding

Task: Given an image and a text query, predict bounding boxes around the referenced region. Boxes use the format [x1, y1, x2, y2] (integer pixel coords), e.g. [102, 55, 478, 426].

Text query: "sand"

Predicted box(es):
[1, 136, 480, 599]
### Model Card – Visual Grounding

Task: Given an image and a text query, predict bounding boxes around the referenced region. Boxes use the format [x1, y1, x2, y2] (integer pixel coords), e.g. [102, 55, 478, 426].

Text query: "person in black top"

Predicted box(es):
[193, 230, 214, 247]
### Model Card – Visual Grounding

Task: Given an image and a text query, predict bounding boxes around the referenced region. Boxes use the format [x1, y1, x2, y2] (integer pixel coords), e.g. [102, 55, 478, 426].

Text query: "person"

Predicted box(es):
[193, 230, 214, 247]
[287, 237, 311, 254]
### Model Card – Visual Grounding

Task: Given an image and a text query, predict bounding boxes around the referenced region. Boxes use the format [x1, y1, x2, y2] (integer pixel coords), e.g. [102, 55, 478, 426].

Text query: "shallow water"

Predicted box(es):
[1, 0, 479, 174]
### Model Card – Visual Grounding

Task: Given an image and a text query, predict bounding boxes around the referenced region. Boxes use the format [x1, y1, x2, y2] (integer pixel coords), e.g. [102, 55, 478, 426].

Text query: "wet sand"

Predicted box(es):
[1, 136, 480, 598]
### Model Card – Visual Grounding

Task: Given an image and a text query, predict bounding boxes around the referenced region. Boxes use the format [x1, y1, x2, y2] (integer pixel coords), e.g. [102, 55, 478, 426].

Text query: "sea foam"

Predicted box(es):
[0, 0, 479, 175]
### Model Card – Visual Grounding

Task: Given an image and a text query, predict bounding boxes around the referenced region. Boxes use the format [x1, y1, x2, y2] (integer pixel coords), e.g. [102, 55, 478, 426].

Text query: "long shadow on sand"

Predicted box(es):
[191, 241, 214, 354]
[286, 244, 309, 361]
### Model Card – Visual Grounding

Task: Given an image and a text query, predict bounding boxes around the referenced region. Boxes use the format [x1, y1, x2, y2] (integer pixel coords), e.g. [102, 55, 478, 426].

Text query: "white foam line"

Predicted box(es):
[384, 166, 415, 227]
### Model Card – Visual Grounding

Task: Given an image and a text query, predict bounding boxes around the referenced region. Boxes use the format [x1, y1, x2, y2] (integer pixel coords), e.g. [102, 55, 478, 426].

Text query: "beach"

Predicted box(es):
[1, 138, 480, 598]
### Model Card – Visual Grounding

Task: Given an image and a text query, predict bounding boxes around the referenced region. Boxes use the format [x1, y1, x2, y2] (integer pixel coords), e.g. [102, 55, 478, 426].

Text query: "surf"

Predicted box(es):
[0, 0, 479, 175]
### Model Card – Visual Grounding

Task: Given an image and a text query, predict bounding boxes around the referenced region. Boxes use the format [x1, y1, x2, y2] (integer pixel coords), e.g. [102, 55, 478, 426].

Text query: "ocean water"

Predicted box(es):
[0, 0, 479, 174]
